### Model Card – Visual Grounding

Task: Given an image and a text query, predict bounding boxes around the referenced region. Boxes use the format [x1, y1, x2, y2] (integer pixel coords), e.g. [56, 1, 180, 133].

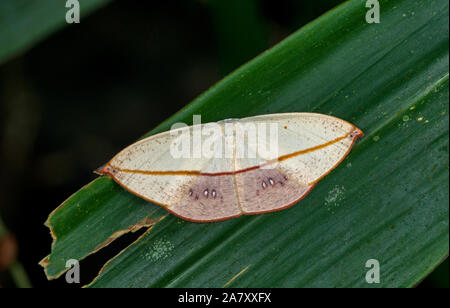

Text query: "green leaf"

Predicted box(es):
[42, 0, 449, 287]
[0, 0, 111, 64]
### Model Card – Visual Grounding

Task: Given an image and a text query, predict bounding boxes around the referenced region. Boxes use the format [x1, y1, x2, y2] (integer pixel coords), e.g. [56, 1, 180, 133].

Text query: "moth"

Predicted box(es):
[96, 113, 363, 222]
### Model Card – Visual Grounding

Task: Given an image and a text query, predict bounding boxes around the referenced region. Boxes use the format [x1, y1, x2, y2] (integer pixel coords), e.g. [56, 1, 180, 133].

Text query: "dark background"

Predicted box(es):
[0, 0, 447, 288]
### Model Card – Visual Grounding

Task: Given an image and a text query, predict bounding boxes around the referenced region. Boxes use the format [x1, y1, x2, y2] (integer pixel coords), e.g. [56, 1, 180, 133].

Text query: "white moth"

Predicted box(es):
[96, 113, 363, 222]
